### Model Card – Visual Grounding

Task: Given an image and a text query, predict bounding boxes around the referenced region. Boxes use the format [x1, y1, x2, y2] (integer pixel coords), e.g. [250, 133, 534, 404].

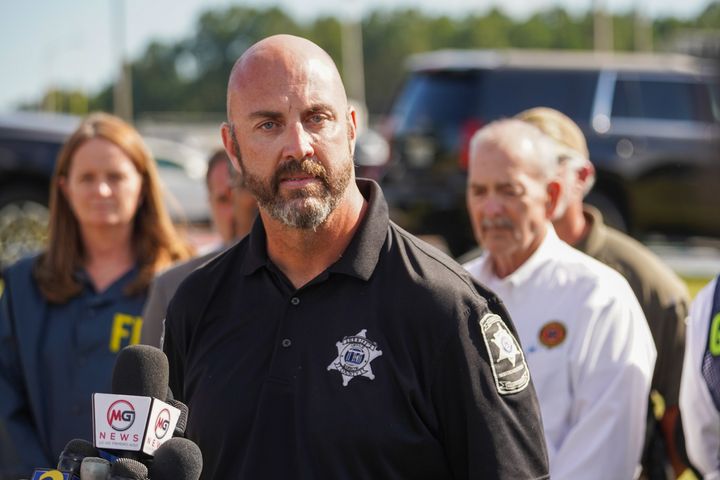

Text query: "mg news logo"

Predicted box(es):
[154, 408, 171, 439]
[107, 400, 136, 431]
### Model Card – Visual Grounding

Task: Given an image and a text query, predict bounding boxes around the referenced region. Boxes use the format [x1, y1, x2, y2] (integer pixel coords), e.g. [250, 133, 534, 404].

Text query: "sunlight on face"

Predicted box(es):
[62, 138, 143, 230]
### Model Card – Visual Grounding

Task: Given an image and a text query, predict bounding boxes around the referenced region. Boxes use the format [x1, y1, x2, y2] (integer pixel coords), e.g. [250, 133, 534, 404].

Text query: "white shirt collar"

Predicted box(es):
[465, 223, 564, 289]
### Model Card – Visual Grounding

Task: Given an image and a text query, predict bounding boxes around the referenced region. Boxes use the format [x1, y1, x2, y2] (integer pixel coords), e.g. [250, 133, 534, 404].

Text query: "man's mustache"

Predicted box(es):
[481, 217, 514, 229]
[272, 158, 329, 191]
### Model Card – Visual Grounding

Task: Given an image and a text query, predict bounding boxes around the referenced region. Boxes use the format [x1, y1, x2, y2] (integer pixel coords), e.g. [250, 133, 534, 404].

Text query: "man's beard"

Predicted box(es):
[231, 130, 353, 230]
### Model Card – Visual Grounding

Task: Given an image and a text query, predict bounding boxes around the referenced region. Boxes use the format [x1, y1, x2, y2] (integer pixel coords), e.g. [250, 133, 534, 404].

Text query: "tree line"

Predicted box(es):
[29, 3, 720, 118]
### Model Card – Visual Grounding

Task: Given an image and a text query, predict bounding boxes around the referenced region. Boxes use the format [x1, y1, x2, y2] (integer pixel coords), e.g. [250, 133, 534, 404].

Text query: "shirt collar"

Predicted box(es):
[240, 179, 388, 282]
[575, 204, 608, 258]
[240, 214, 271, 276]
[72, 264, 140, 299]
[476, 224, 562, 288]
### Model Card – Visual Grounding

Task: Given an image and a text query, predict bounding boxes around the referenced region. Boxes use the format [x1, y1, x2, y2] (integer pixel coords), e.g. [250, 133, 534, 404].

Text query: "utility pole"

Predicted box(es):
[112, 0, 133, 121]
[634, 3, 653, 52]
[341, 2, 367, 129]
[593, 0, 614, 51]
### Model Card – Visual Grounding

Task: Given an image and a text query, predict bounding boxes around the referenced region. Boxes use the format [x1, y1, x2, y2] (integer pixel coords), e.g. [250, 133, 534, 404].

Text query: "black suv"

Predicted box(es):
[373, 49, 720, 256]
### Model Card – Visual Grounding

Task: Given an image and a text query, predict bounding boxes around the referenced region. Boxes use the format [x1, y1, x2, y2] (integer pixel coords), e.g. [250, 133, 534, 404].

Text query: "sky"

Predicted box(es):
[0, 0, 714, 112]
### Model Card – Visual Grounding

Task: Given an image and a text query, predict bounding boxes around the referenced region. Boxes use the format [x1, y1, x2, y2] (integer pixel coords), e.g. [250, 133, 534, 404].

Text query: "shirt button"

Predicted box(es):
[281, 338, 292, 348]
[290, 297, 300, 306]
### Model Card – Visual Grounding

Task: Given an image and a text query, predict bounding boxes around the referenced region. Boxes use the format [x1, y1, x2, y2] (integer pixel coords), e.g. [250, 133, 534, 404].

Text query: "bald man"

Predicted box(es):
[162, 35, 549, 479]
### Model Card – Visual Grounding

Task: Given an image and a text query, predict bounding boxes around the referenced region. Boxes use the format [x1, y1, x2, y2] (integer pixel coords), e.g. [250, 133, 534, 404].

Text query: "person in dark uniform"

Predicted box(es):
[163, 34, 549, 479]
[0, 113, 192, 478]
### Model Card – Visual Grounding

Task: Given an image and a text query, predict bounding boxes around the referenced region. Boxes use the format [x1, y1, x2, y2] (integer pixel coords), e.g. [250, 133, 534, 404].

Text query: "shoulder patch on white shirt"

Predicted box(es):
[479, 313, 530, 395]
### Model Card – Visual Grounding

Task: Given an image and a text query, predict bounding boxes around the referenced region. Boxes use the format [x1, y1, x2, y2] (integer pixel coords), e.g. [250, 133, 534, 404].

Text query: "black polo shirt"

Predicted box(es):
[164, 179, 549, 479]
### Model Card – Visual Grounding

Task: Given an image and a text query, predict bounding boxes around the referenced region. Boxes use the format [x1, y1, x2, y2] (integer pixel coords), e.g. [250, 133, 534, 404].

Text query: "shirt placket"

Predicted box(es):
[268, 292, 302, 382]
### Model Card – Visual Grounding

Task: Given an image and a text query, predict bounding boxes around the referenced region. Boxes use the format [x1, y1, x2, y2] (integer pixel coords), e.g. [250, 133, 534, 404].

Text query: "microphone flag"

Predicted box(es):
[92, 392, 180, 455]
[30, 469, 79, 480]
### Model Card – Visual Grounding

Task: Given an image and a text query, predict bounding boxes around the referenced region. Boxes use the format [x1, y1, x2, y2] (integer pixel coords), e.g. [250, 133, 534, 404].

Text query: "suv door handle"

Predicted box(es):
[616, 138, 634, 159]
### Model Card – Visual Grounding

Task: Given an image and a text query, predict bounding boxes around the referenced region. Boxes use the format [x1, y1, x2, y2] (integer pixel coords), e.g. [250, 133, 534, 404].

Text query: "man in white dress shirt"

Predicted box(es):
[680, 275, 720, 479]
[463, 119, 656, 480]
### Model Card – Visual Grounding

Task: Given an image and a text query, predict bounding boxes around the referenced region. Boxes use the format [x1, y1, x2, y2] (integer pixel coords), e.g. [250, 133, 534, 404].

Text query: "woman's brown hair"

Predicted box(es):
[33, 112, 193, 303]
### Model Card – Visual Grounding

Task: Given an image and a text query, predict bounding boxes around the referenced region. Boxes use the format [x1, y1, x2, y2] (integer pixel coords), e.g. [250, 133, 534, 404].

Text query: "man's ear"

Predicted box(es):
[546, 180, 562, 219]
[348, 107, 358, 156]
[576, 162, 595, 190]
[221, 122, 242, 174]
[349, 107, 358, 139]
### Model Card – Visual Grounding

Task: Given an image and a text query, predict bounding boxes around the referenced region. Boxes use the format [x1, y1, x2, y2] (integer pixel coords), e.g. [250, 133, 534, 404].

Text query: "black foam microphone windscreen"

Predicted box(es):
[57, 438, 99, 475]
[166, 399, 188, 437]
[111, 345, 169, 399]
[149, 437, 203, 480]
[109, 458, 148, 480]
[80, 457, 111, 480]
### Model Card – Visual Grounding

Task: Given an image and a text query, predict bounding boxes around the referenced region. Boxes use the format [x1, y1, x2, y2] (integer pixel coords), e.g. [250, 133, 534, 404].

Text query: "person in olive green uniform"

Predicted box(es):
[515, 107, 692, 480]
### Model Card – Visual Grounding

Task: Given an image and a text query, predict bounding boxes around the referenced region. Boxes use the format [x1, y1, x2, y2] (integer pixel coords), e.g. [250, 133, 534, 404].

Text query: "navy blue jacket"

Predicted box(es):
[0, 256, 145, 478]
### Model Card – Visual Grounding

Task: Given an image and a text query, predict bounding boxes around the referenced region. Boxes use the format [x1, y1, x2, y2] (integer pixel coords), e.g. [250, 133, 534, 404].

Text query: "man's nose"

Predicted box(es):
[482, 193, 504, 217]
[282, 122, 315, 160]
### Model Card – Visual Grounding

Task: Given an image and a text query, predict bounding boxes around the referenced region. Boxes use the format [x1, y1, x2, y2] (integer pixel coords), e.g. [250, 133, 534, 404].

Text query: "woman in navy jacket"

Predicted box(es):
[0, 113, 192, 477]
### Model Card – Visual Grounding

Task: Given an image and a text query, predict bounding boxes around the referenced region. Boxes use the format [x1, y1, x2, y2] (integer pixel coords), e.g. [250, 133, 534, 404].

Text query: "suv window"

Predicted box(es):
[612, 78, 715, 122]
[391, 69, 598, 152]
[481, 69, 597, 120]
[392, 69, 599, 130]
[392, 70, 481, 145]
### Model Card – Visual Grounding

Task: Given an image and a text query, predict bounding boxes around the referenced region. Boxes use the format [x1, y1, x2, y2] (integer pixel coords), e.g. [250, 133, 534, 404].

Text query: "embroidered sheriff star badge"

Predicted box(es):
[492, 329, 519, 367]
[327, 329, 383, 387]
[480, 313, 530, 395]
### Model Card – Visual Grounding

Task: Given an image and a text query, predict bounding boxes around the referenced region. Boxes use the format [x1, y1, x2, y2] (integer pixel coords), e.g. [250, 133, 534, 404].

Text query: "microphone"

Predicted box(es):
[165, 387, 188, 438]
[92, 345, 180, 457]
[166, 399, 188, 437]
[149, 438, 203, 480]
[30, 438, 97, 479]
[112, 345, 168, 399]
[79, 457, 111, 480]
[57, 439, 99, 476]
[108, 458, 148, 480]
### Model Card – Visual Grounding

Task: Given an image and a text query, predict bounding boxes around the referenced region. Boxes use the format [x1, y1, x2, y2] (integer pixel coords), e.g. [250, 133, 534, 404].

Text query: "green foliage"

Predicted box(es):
[697, 1, 720, 28]
[26, 4, 719, 118]
[39, 89, 90, 114]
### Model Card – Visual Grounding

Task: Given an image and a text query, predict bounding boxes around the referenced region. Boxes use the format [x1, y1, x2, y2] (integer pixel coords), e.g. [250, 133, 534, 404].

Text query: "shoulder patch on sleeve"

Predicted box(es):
[479, 313, 530, 395]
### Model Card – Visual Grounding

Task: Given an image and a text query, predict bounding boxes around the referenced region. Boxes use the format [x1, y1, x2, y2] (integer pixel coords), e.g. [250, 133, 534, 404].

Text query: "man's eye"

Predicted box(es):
[469, 186, 486, 197]
[499, 186, 523, 197]
[308, 114, 327, 125]
[260, 121, 276, 130]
